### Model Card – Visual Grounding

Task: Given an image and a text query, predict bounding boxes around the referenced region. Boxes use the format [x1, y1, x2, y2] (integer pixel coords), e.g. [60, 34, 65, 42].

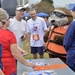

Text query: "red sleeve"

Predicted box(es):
[9, 32, 17, 44]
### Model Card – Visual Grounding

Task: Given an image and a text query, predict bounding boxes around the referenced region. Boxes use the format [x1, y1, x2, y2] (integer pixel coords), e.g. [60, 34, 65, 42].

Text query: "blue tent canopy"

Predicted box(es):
[24, 12, 49, 17]
[36, 12, 49, 17]
[24, 12, 29, 17]
[68, 4, 75, 10]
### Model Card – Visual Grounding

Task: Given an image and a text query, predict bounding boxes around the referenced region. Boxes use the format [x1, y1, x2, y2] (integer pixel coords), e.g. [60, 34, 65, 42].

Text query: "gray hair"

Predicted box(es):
[29, 8, 36, 13]
[0, 8, 9, 20]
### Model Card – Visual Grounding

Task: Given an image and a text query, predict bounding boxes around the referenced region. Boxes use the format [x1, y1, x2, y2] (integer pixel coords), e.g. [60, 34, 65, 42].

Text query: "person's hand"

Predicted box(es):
[27, 62, 36, 68]
[43, 43, 47, 47]
[26, 43, 30, 50]
[21, 35, 26, 41]
[20, 49, 27, 56]
[26, 43, 29, 47]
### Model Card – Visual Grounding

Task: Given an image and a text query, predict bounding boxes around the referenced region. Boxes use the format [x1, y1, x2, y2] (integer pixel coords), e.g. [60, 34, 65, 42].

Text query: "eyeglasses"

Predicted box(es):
[0, 20, 5, 25]
[0, 18, 9, 25]
[52, 11, 72, 18]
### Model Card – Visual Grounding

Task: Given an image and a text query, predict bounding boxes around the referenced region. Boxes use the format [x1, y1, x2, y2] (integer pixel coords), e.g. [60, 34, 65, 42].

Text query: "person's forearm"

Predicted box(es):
[26, 33, 30, 42]
[11, 44, 30, 66]
[12, 49, 29, 66]
[0, 69, 4, 75]
[18, 46, 23, 51]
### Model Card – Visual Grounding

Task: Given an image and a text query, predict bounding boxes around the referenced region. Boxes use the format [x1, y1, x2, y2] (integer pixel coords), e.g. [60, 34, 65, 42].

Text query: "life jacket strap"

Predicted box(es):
[45, 48, 66, 57]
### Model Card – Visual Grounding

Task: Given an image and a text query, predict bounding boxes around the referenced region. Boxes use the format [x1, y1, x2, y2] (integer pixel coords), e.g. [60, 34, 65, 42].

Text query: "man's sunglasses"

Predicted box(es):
[52, 11, 72, 18]
[0, 20, 5, 25]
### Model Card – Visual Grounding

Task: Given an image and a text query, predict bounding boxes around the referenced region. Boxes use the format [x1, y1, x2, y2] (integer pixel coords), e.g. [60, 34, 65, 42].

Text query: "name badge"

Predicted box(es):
[32, 34, 40, 41]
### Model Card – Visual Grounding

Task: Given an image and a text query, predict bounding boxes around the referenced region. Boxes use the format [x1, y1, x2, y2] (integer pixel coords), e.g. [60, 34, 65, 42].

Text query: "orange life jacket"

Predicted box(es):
[45, 25, 69, 58]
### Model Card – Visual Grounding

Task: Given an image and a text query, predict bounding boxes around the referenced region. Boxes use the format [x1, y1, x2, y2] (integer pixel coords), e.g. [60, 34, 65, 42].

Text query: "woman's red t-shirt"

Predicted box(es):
[0, 28, 17, 75]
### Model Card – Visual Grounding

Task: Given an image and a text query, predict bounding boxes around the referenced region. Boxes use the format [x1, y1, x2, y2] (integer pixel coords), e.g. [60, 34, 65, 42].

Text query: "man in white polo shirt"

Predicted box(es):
[8, 6, 27, 55]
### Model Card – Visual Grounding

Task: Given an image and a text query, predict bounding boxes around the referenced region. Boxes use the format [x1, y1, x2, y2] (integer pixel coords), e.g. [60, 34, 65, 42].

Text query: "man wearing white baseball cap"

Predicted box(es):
[8, 5, 27, 56]
[16, 6, 26, 11]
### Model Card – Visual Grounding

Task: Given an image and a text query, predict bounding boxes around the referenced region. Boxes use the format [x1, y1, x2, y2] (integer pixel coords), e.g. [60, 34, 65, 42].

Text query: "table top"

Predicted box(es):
[17, 58, 75, 75]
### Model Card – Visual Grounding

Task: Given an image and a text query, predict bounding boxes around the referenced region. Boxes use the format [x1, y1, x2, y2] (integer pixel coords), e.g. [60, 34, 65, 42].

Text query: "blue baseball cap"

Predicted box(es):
[72, 6, 75, 11]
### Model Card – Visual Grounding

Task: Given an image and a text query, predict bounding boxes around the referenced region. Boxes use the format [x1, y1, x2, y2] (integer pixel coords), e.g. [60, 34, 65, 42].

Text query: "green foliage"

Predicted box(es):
[42, 0, 53, 4]
[31, 1, 54, 15]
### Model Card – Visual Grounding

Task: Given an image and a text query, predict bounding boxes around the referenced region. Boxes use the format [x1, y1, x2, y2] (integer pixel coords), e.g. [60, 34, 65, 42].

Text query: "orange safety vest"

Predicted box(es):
[45, 25, 69, 58]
